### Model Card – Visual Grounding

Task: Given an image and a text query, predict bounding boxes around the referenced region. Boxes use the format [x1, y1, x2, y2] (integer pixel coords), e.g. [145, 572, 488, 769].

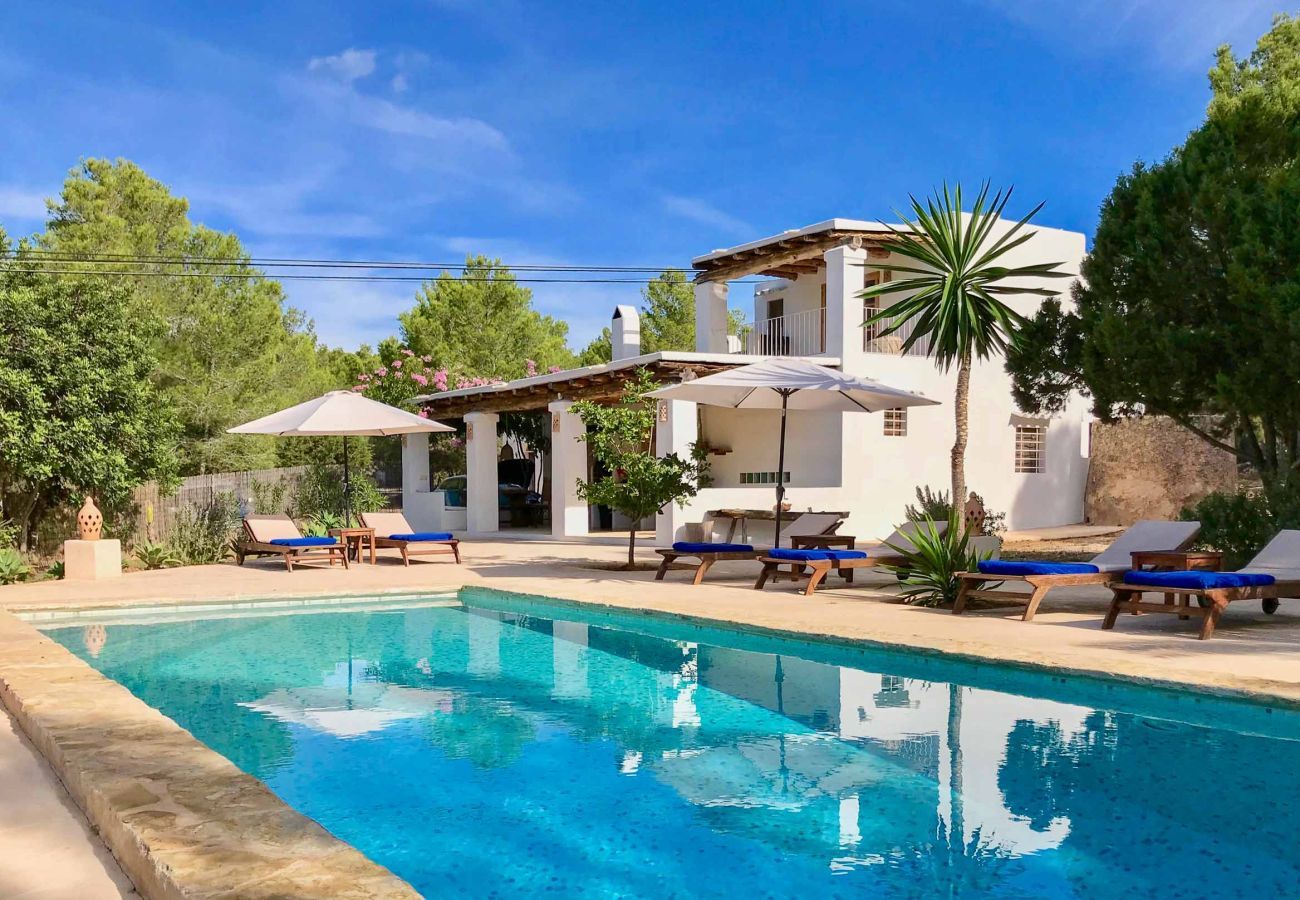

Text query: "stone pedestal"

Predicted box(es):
[64, 539, 122, 581]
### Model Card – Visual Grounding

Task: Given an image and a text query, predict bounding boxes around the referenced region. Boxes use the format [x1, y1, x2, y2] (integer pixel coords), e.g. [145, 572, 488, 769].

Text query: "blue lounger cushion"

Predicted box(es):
[767, 548, 868, 562]
[389, 532, 455, 542]
[269, 537, 338, 547]
[1123, 570, 1276, 590]
[671, 542, 754, 554]
[977, 560, 1100, 576]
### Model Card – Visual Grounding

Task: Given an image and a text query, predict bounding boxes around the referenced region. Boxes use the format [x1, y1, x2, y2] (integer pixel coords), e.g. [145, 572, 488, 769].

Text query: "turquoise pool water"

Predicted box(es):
[42, 589, 1300, 899]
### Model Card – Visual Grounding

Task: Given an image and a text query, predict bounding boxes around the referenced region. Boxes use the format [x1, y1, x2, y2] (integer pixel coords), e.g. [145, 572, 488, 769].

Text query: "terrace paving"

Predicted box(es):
[3, 534, 1300, 897]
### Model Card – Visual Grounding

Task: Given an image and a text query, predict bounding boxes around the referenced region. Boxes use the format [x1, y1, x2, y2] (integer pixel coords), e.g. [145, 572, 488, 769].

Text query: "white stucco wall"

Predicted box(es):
[671, 218, 1090, 542]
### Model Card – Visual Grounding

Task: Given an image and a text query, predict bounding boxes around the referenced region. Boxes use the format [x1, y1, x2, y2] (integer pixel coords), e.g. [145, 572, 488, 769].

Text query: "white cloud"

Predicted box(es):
[660, 195, 751, 237]
[307, 48, 376, 83]
[0, 185, 49, 222]
[391, 73, 409, 93]
[977, 0, 1278, 72]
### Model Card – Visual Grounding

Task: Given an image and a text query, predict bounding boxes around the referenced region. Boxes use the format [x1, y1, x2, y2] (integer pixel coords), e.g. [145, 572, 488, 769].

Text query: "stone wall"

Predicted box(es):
[1085, 417, 1237, 525]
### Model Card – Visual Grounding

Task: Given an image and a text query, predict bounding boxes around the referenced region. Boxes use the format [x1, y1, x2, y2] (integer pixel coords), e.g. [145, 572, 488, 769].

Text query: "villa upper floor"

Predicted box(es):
[690, 217, 1087, 369]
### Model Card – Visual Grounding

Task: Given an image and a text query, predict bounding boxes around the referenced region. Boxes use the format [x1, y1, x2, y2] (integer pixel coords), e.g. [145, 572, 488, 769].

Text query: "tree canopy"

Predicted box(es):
[1007, 15, 1300, 478]
[578, 269, 746, 364]
[0, 237, 179, 547]
[40, 159, 335, 474]
[400, 256, 575, 380]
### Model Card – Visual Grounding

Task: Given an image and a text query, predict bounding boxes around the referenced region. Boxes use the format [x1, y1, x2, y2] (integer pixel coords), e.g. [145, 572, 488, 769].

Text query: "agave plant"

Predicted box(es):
[861, 183, 1070, 507]
[133, 540, 181, 570]
[883, 517, 993, 607]
[304, 511, 345, 537]
[0, 548, 32, 585]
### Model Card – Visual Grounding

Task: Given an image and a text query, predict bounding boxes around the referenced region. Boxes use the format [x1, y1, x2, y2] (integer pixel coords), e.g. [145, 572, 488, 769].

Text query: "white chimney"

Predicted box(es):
[611, 305, 641, 360]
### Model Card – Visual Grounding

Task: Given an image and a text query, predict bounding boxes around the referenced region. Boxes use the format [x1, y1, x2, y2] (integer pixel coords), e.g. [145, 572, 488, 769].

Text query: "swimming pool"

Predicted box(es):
[40, 588, 1300, 898]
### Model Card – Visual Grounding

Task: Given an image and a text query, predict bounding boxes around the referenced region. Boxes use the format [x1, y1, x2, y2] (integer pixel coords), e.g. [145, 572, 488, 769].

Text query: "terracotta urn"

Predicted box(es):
[77, 496, 103, 541]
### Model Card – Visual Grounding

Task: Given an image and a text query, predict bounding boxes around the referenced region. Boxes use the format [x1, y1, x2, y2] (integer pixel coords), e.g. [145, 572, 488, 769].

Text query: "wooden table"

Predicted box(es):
[1129, 549, 1223, 619]
[329, 527, 376, 564]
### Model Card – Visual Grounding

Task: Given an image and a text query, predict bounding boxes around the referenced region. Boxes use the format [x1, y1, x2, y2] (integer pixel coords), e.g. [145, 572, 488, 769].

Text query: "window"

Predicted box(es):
[740, 471, 791, 485]
[883, 408, 907, 437]
[1014, 424, 1047, 474]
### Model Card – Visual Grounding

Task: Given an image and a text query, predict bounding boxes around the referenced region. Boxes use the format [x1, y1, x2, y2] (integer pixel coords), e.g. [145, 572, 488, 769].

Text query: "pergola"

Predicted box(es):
[692, 219, 905, 284]
[413, 352, 749, 419]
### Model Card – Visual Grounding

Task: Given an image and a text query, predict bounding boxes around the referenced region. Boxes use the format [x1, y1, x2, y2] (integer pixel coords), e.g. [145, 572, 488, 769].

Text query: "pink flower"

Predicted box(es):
[351, 384, 365, 392]
[392, 359, 403, 369]
[422, 355, 432, 363]
[357, 373, 370, 381]
[525, 359, 538, 377]
[401, 348, 415, 357]
[433, 369, 449, 391]
[548, 365, 562, 374]
[417, 409, 430, 419]
[411, 373, 428, 386]
[376, 367, 388, 377]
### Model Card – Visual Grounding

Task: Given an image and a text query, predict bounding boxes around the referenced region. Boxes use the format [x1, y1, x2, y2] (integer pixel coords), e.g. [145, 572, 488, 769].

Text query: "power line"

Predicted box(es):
[2, 266, 762, 285]
[7, 249, 707, 274]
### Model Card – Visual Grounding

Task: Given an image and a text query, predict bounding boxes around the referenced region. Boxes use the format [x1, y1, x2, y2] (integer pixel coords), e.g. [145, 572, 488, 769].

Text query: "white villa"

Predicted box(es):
[403, 217, 1090, 544]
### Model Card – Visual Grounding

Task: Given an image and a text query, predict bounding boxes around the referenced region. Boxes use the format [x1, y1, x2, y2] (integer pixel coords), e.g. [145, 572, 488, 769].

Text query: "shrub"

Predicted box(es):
[1181, 479, 1300, 569]
[295, 464, 384, 526]
[881, 518, 995, 607]
[168, 492, 241, 565]
[0, 548, 31, 585]
[134, 540, 181, 570]
[250, 477, 295, 517]
[906, 486, 1006, 537]
[304, 511, 344, 537]
[45, 560, 64, 580]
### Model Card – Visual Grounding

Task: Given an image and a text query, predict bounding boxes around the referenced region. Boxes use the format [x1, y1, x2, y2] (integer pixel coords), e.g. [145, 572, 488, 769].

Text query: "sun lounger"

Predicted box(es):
[235, 514, 349, 572]
[1105, 530, 1300, 639]
[754, 520, 946, 596]
[952, 519, 1201, 621]
[655, 512, 845, 585]
[359, 511, 461, 565]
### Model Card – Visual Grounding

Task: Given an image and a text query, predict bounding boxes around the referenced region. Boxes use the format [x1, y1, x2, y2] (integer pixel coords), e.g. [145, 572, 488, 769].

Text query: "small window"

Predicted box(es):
[1014, 424, 1047, 474]
[741, 471, 790, 485]
[883, 408, 907, 437]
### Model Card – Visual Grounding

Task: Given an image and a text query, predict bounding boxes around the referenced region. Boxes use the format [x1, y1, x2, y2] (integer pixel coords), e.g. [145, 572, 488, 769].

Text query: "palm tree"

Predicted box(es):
[861, 183, 1069, 509]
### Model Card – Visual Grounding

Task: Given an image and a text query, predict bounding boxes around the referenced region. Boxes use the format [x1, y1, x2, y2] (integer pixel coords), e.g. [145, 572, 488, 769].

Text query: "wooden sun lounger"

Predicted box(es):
[1104, 579, 1289, 640]
[359, 511, 461, 566]
[235, 514, 349, 572]
[1103, 529, 1300, 639]
[655, 512, 846, 585]
[754, 549, 908, 596]
[754, 520, 947, 596]
[952, 520, 1201, 622]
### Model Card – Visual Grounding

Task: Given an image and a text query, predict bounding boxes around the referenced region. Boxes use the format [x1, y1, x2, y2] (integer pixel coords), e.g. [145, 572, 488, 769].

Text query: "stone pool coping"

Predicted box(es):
[0, 611, 419, 899]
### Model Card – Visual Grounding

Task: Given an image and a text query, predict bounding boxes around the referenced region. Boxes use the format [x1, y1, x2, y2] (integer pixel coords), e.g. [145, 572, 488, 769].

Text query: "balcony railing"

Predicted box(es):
[734, 307, 826, 357]
[863, 310, 932, 358]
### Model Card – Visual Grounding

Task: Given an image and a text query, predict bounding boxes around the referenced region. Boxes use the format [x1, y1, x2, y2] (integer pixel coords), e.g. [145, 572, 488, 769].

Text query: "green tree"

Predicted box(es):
[1007, 15, 1300, 479]
[862, 183, 1068, 506]
[571, 369, 707, 568]
[39, 158, 332, 474]
[0, 239, 179, 548]
[578, 269, 747, 364]
[399, 255, 575, 379]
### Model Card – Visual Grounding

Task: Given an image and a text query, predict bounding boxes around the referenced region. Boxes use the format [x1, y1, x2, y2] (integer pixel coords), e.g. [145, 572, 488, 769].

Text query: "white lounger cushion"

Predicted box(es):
[245, 515, 303, 543]
[1240, 529, 1300, 580]
[1088, 519, 1202, 572]
[775, 513, 842, 548]
[361, 511, 415, 538]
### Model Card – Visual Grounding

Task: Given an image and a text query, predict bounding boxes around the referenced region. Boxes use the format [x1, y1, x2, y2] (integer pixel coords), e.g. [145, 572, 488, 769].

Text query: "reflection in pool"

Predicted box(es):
[43, 590, 1300, 898]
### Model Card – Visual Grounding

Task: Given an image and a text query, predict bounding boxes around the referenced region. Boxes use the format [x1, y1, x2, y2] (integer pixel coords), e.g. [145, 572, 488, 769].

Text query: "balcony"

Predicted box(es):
[730, 306, 934, 358]
[733, 307, 826, 357]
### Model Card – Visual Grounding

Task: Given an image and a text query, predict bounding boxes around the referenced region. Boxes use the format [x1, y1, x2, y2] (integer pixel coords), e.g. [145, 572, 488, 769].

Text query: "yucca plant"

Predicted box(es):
[862, 183, 1070, 506]
[133, 540, 181, 570]
[883, 517, 993, 607]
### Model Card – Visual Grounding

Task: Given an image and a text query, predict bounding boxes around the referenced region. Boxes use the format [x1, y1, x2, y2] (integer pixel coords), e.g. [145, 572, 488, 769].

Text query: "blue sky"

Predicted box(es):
[0, 1, 1284, 350]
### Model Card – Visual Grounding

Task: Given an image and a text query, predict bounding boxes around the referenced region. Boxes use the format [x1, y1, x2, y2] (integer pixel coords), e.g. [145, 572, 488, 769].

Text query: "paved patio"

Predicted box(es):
[3, 534, 1300, 897]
